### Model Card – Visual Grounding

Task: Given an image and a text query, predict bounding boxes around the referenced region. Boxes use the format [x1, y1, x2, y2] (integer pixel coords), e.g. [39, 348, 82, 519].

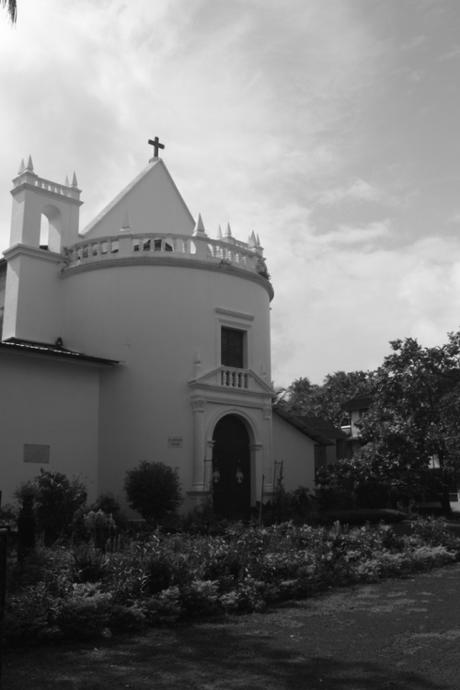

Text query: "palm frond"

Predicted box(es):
[1, 0, 17, 23]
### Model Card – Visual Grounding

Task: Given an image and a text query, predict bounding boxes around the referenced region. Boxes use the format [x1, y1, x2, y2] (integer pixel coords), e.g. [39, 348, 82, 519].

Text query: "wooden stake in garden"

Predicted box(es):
[258, 474, 265, 526]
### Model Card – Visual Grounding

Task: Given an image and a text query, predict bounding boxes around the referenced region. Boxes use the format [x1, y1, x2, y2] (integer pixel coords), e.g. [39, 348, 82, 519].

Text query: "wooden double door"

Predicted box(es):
[212, 415, 251, 520]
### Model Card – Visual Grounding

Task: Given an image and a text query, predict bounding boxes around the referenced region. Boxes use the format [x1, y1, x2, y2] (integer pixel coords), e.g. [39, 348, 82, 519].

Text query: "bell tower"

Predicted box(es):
[9, 156, 81, 251]
[2, 157, 82, 343]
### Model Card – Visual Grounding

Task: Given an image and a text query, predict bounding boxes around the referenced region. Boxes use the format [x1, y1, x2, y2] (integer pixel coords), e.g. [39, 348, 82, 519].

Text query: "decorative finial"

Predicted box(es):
[194, 351, 202, 376]
[256, 233, 261, 247]
[18, 158, 25, 175]
[148, 136, 165, 159]
[217, 225, 223, 240]
[65, 175, 70, 187]
[71, 172, 78, 188]
[26, 155, 34, 172]
[193, 213, 206, 235]
[225, 222, 232, 239]
[248, 231, 257, 248]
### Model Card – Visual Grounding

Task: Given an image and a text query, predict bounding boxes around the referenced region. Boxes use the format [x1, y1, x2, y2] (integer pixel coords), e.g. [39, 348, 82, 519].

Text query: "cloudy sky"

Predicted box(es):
[1, 0, 460, 387]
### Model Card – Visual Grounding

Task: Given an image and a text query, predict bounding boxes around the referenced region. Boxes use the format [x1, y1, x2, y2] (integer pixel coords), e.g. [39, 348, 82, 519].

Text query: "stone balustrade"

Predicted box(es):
[31, 176, 79, 199]
[220, 367, 250, 389]
[63, 232, 268, 278]
[13, 170, 80, 201]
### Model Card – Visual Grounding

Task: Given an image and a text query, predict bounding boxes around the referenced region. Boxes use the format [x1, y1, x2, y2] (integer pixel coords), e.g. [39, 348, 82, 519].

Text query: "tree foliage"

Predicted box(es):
[358, 334, 460, 512]
[17, 470, 87, 545]
[283, 370, 375, 426]
[288, 332, 460, 514]
[125, 461, 182, 523]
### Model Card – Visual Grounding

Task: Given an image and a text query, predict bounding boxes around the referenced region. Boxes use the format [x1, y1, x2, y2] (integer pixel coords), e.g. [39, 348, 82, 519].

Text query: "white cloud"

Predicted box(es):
[318, 178, 384, 205]
[312, 220, 391, 246]
[267, 200, 460, 385]
[438, 46, 460, 61]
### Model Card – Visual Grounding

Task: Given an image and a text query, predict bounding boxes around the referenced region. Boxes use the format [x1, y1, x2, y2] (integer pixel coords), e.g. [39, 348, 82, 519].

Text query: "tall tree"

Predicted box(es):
[284, 370, 375, 427]
[1, 0, 17, 22]
[359, 334, 460, 513]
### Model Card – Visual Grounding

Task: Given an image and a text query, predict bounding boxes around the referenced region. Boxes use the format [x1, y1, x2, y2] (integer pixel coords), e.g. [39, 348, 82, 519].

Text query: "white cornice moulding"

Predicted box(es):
[215, 307, 255, 322]
[3, 244, 63, 263]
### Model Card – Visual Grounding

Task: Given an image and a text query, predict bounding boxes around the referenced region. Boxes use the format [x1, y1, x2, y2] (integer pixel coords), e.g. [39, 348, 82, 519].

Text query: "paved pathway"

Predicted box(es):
[4, 563, 460, 689]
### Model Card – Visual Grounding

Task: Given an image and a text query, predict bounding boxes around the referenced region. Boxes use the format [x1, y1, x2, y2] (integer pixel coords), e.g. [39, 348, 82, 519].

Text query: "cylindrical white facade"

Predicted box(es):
[61, 256, 273, 509]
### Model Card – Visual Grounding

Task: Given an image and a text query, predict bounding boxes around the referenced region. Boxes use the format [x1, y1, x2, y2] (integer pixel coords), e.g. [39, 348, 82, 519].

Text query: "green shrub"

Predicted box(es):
[4, 582, 61, 644]
[73, 543, 108, 583]
[355, 480, 391, 509]
[17, 493, 36, 559]
[260, 486, 315, 524]
[0, 503, 17, 527]
[145, 557, 175, 593]
[104, 545, 151, 603]
[125, 461, 182, 524]
[17, 470, 87, 546]
[181, 498, 224, 534]
[409, 516, 460, 551]
[9, 546, 75, 595]
[180, 579, 220, 616]
[71, 501, 122, 549]
[84, 509, 117, 550]
[319, 508, 407, 526]
[220, 576, 266, 613]
[316, 459, 391, 510]
[142, 586, 183, 623]
[108, 603, 146, 632]
[92, 493, 128, 530]
[56, 584, 113, 640]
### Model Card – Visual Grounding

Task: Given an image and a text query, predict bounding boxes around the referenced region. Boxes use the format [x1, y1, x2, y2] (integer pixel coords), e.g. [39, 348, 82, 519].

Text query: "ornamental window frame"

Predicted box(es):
[215, 307, 254, 371]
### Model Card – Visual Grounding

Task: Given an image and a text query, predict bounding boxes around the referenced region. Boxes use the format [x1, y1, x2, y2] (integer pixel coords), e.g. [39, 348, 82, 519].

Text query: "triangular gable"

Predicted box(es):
[82, 159, 195, 239]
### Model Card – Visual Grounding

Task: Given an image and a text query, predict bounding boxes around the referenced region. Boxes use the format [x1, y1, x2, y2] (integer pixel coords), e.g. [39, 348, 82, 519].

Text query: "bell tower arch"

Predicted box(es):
[9, 157, 81, 252]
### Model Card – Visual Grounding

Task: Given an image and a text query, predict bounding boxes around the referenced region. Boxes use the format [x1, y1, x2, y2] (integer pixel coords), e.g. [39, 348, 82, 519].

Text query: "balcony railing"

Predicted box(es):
[13, 169, 81, 201]
[220, 367, 249, 389]
[63, 232, 268, 278]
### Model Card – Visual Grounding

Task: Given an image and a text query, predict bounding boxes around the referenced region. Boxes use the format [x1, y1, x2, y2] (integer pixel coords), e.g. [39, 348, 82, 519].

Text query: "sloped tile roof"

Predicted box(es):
[0, 338, 118, 366]
[273, 405, 347, 445]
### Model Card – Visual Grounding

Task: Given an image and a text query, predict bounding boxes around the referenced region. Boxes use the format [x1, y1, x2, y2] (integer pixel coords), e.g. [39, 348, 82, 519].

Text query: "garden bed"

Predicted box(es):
[4, 517, 460, 646]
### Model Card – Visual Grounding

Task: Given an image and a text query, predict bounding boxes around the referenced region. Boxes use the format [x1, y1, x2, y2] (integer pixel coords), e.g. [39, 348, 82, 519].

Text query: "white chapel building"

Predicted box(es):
[0, 148, 326, 518]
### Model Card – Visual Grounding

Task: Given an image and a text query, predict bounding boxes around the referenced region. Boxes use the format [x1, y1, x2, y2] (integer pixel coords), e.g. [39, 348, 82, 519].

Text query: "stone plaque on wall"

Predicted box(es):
[24, 444, 50, 464]
[168, 436, 183, 448]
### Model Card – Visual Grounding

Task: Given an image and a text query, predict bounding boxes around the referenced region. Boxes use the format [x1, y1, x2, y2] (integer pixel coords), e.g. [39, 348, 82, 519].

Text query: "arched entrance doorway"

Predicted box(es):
[212, 414, 251, 520]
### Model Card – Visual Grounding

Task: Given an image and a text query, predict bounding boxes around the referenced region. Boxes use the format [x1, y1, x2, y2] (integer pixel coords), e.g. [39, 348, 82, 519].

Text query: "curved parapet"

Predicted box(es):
[62, 231, 273, 299]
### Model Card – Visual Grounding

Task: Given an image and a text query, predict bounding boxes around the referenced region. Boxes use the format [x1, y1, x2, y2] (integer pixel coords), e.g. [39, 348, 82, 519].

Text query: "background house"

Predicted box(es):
[273, 406, 346, 483]
[340, 395, 372, 459]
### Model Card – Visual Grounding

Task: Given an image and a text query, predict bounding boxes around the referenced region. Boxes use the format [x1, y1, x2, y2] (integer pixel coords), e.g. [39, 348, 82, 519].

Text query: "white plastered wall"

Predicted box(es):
[0, 351, 100, 504]
[272, 413, 316, 493]
[2, 249, 63, 343]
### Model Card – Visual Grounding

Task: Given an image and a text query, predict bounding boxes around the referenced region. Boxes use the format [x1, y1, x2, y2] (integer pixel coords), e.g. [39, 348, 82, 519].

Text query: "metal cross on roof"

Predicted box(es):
[148, 136, 165, 158]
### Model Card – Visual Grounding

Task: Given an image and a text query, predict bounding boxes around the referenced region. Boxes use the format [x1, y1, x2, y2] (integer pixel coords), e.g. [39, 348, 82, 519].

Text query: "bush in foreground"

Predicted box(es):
[16, 470, 87, 546]
[125, 461, 182, 524]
